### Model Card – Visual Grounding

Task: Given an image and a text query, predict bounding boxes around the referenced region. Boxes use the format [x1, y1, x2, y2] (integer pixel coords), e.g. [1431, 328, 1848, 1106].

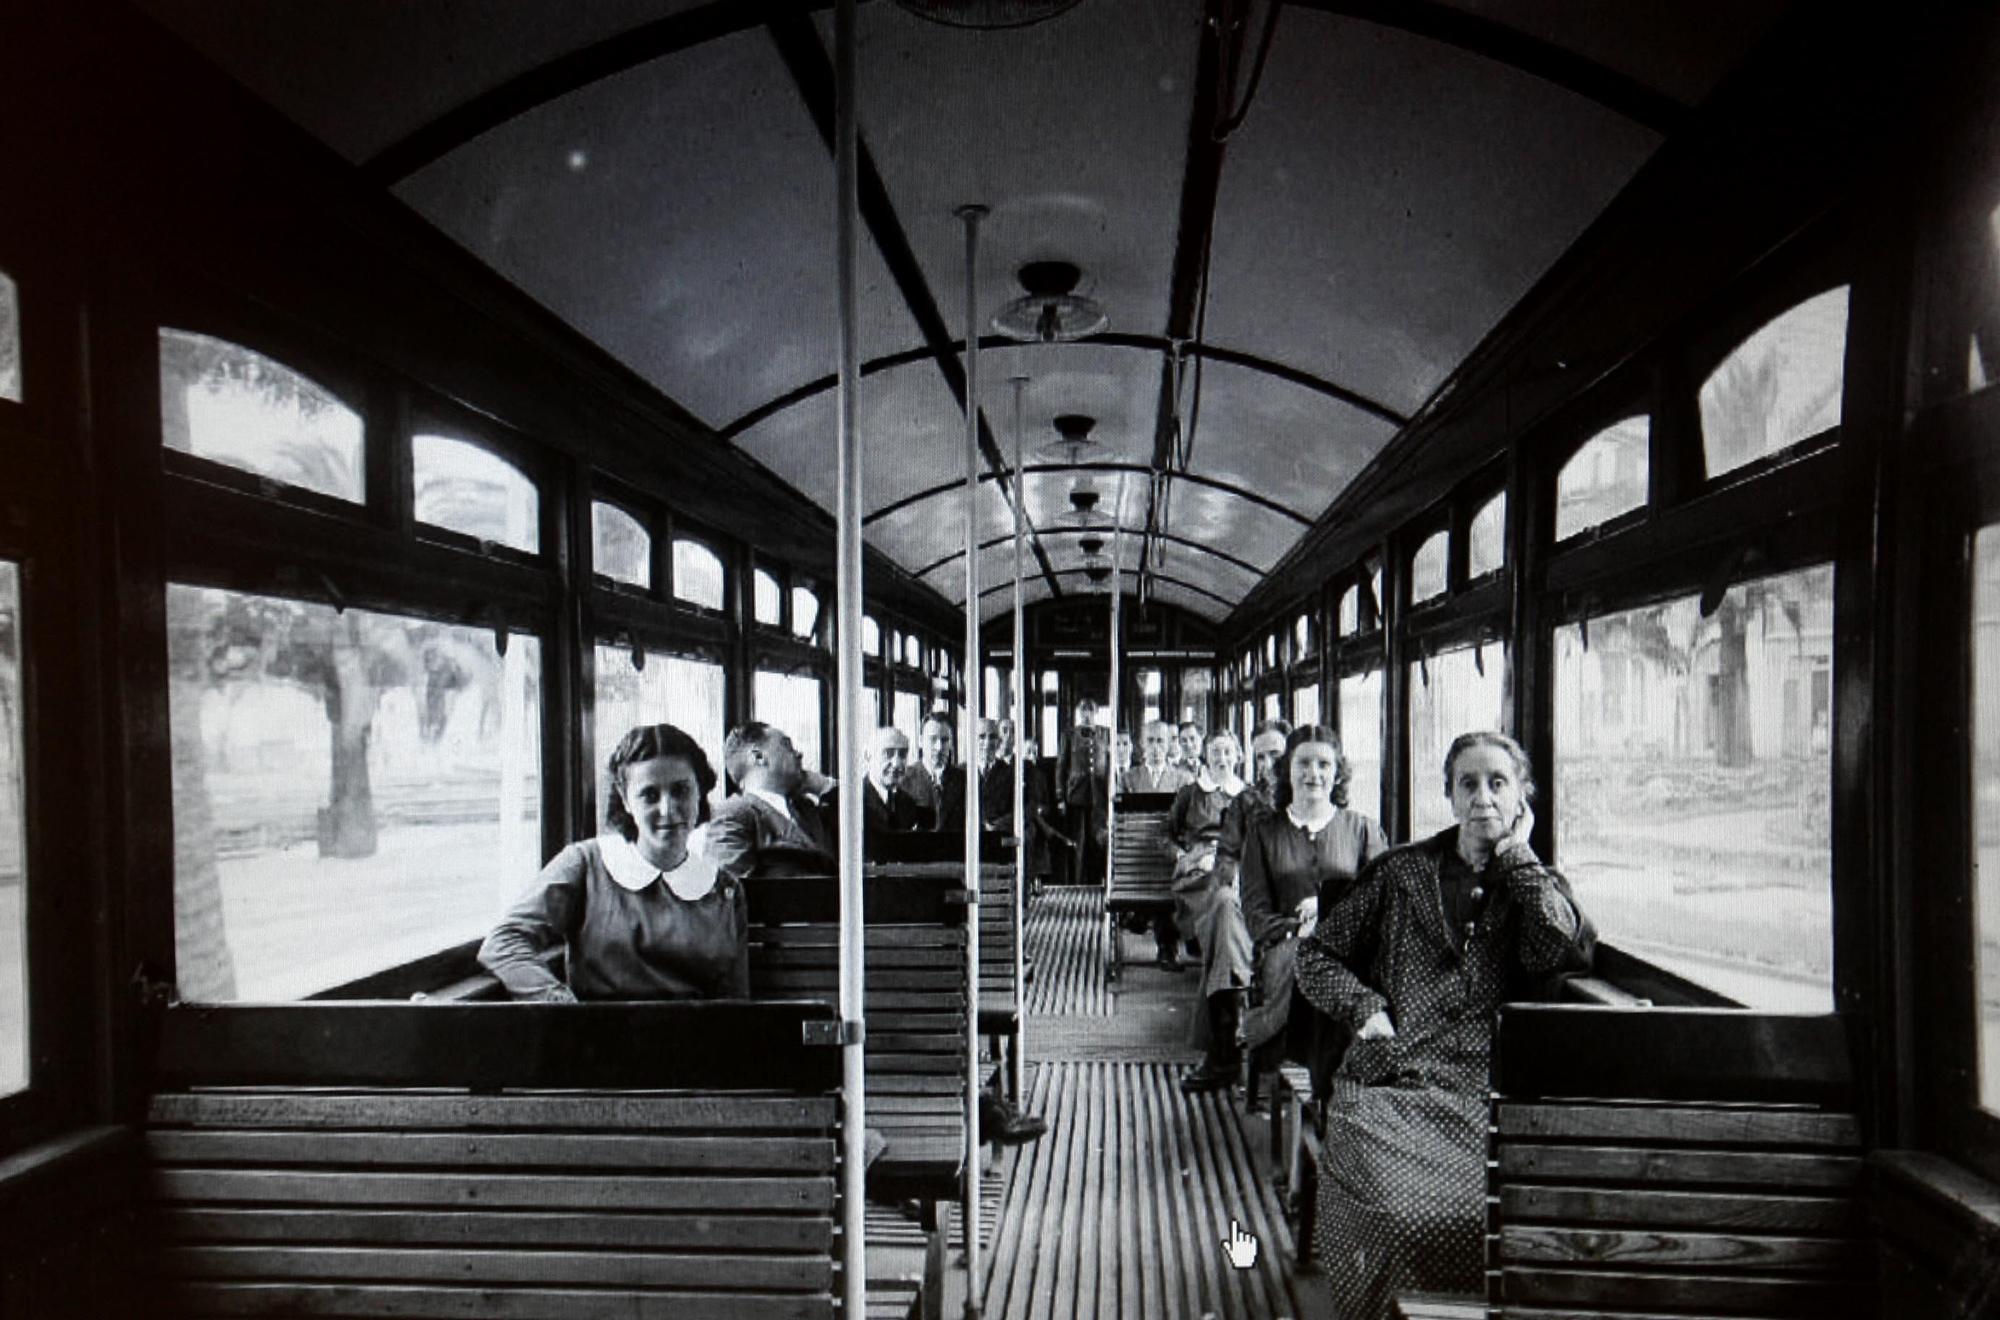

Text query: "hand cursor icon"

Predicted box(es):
[1223, 1219, 1258, 1269]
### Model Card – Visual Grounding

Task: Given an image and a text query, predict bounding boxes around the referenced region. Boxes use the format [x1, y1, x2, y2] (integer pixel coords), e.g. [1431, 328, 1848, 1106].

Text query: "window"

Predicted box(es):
[1180, 666, 1212, 726]
[984, 665, 1005, 721]
[1339, 670, 1383, 823]
[1295, 613, 1313, 656]
[1338, 585, 1359, 636]
[1294, 681, 1321, 729]
[894, 689, 923, 741]
[1240, 699, 1255, 739]
[673, 538, 725, 611]
[754, 670, 824, 779]
[1408, 642, 1507, 839]
[1138, 668, 1163, 726]
[791, 586, 820, 641]
[158, 329, 364, 503]
[863, 615, 882, 657]
[413, 433, 539, 553]
[1468, 493, 1506, 579]
[1699, 287, 1849, 479]
[1553, 564, 1834, 1011]
[753, 568, 783, 627]
[591, 501, 650, 589]
[1262, 691, 1281, 722]
[1973, 526, 2000, 1110]
[1040, 671, 1061, 754]
[165, 585, 542, 1001]
[593, 644, 726, 813]
[0, 271, 20, 403]
[1411, 531, 1448, 605]
[902, 634, 923, 669]
[1556, 416, 1650, 541]
[1266, 634, 1280, 668]
[0, 562, 24, 1096]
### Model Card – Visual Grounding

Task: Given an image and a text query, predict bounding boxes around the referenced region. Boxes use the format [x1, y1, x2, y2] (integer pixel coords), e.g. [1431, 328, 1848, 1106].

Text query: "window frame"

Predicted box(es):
[408, 394, 552, 566]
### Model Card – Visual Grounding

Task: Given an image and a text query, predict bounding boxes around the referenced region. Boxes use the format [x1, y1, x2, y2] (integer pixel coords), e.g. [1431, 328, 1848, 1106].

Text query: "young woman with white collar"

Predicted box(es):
[479, 723, 748, 1002]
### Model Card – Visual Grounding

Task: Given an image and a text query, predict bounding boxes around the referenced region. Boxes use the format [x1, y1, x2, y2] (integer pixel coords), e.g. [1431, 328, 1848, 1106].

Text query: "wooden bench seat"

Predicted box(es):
[1487, 1004, 1872, 1320]
[142, 1000, 854, 1320]
[1105, 792, 1177, 983]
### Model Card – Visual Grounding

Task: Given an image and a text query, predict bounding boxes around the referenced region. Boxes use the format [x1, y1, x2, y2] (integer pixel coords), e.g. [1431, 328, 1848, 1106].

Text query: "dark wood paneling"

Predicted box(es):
[153, 1001, 843, 1091]
[1494, 1005, 1852, 1106]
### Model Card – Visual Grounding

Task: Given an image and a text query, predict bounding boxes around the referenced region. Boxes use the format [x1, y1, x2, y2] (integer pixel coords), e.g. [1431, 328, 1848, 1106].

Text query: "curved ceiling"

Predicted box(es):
[135, 0, 1793, 623]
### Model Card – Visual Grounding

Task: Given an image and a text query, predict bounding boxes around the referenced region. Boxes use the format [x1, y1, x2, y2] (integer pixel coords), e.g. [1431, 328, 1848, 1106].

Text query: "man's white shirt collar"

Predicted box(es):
[748, 787, 794, 820]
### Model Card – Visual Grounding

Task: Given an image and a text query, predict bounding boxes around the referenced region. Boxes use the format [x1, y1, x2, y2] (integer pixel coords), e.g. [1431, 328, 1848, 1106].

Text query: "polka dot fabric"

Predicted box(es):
[1294, 830, 1594, 1320]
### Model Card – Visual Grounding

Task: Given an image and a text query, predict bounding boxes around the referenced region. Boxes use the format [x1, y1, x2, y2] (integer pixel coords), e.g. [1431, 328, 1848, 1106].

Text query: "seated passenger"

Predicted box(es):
[936, 717, 1015, 836]
[1238, 724, 1388, 1101]
[1112, 729, 1135, 784]
[1119, 719, 1193, 795]
[1173, 720, 1206, 777]
[1167, 729, 1245, 1001]
[901, 714, 954, 825]
[825, 725, 933, 837]
[480, 723, 747, 1002]
[1181, 719, 1291, 1093]
[1297, 731, 1594, 1320]
[705, 721, 836, 881]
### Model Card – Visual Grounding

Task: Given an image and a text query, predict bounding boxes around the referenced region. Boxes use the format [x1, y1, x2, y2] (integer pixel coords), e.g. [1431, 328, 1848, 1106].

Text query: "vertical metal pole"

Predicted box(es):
[1106, 475, 1126, 897]
[833, 5, 867, 1317]
[955, 202, 987, 1317]
[1009, 375, 1028, 1101]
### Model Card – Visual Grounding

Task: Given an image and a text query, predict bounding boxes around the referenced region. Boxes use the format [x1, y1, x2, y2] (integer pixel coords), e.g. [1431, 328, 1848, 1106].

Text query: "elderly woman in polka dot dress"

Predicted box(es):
[1295, 731, 1594, 1319]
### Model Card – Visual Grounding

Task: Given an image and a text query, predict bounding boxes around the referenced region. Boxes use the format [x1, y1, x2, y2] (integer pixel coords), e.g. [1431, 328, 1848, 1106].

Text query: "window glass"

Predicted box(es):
[166, 585, 542, 1001]
[1040, 671, 1061, 755]
[1180, 666, 1212, 727]
[159, 329, 363, 503]
[1469, 492, 1506, 579]
[1553, 564, 1834, 1010]
[903, 634, 923, 670]
[413, 433, 539, 553]
[0, 271, 20, 403]
[863, 615, 882, 657]
[0, 562, 25, 1096]
[1338, 585, 1359, 637]
[792, 587, 820, 641]
[753, 568, 783, 627]
[1408, 642, 1507, 839]
[1974, 527, 2000, 1110]
[1339, 669, 1383, 824]
[1239, 699, 1254, 740]
[593, 644, 726, 814]
[1556, 416, 1650, 541]
[1294, 682, 1321, 729]
[1295, 614, 1312, 656]
[1369, 565, 1383, 628]
[1262, 691, 1281, 722]
[673, 539, 725, 611]
[1138, 668, 1163, 726]
[591, 501, 650, 589]
[1411, 531, 1448, 604]
[754, 670, 824, 779]
[1266, 634, 1280, 668]
[894, 690, 923, 742]
[1699, 287, 1849, 479]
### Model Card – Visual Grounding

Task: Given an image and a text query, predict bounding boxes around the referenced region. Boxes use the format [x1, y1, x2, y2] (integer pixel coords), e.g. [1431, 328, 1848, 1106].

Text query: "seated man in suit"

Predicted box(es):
[705, 721, 836, 880]
[901, 714, 954, 826]
[935, 717, 1014, 837]
[859, 725, 932, 836]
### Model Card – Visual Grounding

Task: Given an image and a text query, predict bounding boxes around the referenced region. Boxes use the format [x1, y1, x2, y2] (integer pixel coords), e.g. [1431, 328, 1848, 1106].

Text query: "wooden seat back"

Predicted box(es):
[746, 874, 970, 1206]
[143, 1001, 845, 1320]
[1488, 1005, 1871, 1320]
[866, 860, 1019, 1034]
[1106, 792, 1176, 912]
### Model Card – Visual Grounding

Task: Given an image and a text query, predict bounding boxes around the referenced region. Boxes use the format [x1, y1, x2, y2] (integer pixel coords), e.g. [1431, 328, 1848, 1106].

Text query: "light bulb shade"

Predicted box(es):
[890, 0, 1086, 28]
[993, 292, 1108, 343]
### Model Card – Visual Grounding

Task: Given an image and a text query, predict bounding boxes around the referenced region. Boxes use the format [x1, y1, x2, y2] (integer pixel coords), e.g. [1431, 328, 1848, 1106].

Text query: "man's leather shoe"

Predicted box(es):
[1179, 1061, 1237, 1095]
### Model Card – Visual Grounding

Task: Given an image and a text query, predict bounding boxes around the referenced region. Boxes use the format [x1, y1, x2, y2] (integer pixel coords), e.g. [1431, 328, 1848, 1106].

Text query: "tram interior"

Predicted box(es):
[3, 1, 2000, 1317]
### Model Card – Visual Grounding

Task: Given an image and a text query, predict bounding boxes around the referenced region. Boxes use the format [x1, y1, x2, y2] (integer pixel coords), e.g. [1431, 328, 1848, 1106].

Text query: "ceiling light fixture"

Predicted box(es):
[890, 0, 1086, 30]
[1038, 412, 1102, 463]
[994, 261, 1108, 344]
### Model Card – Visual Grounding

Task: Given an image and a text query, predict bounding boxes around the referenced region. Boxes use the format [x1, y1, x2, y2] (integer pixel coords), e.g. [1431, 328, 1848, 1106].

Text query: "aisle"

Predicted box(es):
[961, 887, 1329, 1320]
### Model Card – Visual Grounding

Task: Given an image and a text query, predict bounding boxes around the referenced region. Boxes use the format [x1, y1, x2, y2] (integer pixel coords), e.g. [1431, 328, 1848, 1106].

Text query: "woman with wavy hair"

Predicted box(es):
[1236, 723, 1390, 1099]
[480, 723, 748, 1001]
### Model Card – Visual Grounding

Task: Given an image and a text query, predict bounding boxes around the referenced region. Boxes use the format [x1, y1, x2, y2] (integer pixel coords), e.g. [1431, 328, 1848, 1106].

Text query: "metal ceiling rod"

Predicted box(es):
[1106, 473, 1128, 870]
[831, 4, 867, 1317]
[1009, 374, 1029, 1101]
[955, 201, 988, 1319]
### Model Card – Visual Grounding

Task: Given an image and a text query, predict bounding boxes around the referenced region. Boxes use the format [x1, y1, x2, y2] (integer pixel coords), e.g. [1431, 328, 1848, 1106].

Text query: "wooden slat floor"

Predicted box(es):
[1026, 885, 1110, 1017]
[929, 883, 1334, 1320]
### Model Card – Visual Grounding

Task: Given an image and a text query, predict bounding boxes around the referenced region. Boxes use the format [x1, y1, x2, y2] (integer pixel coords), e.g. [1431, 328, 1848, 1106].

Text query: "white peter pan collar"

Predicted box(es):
[1196, 769, 1245, 796]
[600, 832, 721, 900]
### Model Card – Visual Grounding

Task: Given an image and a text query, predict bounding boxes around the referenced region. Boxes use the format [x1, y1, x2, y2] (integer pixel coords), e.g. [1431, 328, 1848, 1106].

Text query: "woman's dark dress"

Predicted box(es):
[1238, 807, 1389, 1051]
[1295, 829, 1593, 1319]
